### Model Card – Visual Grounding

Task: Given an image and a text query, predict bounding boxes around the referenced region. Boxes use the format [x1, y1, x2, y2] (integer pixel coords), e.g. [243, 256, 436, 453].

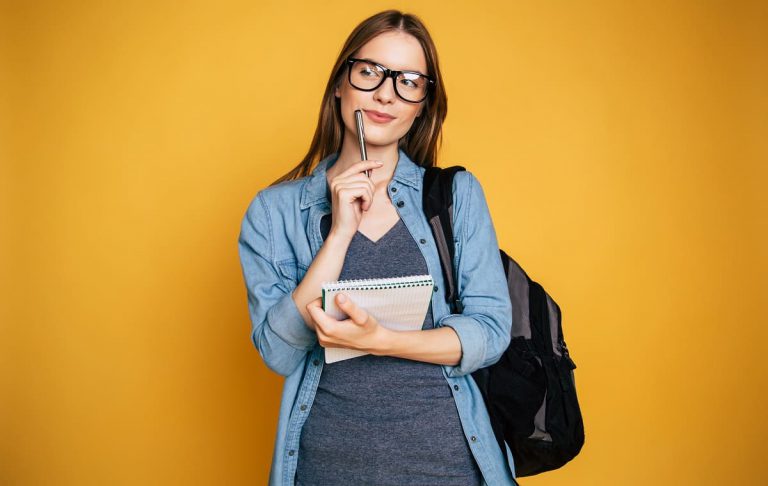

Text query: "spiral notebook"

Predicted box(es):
[321, 274, 434, 363]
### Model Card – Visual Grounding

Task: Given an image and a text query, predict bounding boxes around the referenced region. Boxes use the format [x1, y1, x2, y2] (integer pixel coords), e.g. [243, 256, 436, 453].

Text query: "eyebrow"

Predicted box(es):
[360, 57, 426, 76]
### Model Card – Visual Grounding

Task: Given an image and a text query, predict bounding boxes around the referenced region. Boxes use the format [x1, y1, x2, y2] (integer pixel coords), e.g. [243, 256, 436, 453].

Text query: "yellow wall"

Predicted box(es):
[2, 1, 766, 484]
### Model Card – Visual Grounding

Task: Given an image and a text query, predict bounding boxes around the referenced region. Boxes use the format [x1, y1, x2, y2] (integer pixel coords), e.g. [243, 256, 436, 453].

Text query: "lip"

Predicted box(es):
[364, 109, 396, 123]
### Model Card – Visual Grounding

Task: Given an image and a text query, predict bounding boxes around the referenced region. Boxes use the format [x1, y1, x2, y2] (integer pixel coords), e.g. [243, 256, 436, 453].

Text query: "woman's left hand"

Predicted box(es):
[306, 293, 390, 354]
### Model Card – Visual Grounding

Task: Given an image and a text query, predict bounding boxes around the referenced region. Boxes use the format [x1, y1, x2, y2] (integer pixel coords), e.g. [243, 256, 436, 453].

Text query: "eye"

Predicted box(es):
[356, 62, 382, 78]
[399, 74, 425, 89]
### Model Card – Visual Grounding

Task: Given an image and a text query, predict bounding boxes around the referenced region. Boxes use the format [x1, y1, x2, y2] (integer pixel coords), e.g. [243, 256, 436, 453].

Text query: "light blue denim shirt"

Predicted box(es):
[238, 148, 517, 485]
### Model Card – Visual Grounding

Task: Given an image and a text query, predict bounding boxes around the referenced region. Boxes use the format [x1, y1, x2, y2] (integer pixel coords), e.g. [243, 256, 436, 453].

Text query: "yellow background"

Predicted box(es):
[2, 1, 766, 484]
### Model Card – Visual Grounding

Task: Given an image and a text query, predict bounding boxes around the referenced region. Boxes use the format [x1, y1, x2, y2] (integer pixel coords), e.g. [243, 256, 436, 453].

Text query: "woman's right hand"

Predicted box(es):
[328, 159, 383, 241]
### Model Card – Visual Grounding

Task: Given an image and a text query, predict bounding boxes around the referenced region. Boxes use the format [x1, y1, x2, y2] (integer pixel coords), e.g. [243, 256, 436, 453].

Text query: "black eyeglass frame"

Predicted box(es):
[345, 56, 435, 104]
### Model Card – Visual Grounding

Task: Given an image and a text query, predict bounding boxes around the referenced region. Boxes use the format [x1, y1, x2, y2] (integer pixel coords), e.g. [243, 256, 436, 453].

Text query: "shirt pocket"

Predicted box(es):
[276, 258, 309, 291]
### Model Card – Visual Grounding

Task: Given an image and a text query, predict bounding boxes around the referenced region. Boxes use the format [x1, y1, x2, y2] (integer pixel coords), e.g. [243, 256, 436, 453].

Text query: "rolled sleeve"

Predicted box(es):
[265, 290, 317, 349]
[437, 313, 487, 376]
[238, 193, 317, 377]
[437, 171, 513, 378]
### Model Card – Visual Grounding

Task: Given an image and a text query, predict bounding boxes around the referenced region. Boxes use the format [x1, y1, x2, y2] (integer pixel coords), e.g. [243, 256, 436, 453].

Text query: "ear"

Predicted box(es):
[334, 79, 342, 98]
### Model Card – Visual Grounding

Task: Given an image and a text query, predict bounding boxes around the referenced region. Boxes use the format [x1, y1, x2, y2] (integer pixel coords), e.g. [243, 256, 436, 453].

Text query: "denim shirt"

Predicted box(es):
[237, 148, 517, 485]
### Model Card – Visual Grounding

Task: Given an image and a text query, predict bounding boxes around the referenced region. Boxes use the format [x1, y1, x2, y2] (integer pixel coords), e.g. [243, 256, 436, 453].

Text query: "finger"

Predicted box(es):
[337, 172, 375, 184]
[339, 160, 384, 178]
[306, 297, 323, 310]
[335, 181, 372, 193]
[333, 175, 375, 210]
[336, 183, 374, 211]
[335, 176, 375, 199]
[316, 326, 332, 348]
[306, 302, 330, 332]
[308, 302, 342, 339]
[335, 293, 370, 326]
[314, 323, 328, 340]
[306, 298, 322, 314]
[363, 185, 373, 211]
[331, 175, 375, 197]
[337, 186, 372, 210]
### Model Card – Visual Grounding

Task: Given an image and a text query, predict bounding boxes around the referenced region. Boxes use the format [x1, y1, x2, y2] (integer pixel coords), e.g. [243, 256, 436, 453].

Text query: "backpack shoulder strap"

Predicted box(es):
[423, 165, 466, 314]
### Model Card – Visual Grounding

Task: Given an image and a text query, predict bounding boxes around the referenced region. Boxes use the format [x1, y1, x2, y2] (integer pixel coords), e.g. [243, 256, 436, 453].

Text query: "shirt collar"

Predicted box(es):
[300, 147, 422, 209]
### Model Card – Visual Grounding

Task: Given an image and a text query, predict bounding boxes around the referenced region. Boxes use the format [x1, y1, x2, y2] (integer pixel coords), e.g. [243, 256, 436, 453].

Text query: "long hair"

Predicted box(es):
[269, 9, 448, 187]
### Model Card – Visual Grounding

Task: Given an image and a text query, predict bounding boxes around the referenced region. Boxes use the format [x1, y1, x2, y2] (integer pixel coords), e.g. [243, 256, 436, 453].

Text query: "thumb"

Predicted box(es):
[336, 293, 369, 326]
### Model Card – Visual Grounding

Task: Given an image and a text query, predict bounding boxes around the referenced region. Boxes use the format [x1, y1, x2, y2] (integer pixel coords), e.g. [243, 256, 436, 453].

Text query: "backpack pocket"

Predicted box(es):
[489, 337, 547, 439]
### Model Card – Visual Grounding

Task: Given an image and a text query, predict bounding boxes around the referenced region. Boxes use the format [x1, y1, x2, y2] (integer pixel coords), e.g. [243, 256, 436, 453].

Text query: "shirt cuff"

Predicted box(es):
[437, 313, 487, 377]
[265, 291, 317, 350]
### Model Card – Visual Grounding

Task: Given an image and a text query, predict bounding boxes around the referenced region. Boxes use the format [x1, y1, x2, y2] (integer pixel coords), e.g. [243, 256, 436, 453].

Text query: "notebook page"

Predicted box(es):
[321, 275, 434, 363]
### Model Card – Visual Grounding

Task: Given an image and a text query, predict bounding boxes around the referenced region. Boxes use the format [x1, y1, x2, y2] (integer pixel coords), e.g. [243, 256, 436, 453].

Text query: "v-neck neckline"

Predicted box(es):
[355, 219, 402, 245]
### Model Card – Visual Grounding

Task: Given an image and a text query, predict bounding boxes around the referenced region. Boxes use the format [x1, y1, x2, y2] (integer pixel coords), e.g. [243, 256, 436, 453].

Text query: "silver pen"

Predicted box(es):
[354, 109, 370, 177]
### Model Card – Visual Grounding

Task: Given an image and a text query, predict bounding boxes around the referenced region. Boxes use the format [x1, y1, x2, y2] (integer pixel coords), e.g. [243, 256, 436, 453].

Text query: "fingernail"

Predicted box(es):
[338, 293, 347, 303]
[376, 161, 384, 165]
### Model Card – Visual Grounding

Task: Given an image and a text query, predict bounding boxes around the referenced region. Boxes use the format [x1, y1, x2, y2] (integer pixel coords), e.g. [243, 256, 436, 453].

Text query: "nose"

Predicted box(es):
[373, 74, 396, 104]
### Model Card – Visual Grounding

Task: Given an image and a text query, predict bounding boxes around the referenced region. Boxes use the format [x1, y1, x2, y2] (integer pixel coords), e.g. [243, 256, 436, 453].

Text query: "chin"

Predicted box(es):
[362, 136, 401, 148]
[362, 127, 409, 145]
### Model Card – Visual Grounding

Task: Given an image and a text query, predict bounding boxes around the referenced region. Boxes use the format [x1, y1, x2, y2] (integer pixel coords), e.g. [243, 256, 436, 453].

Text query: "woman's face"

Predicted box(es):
[335, 31, 428, 148]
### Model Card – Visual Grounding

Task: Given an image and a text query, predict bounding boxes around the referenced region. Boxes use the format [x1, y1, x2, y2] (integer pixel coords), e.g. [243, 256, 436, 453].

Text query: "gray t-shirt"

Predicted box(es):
[294, 213, 482, 486]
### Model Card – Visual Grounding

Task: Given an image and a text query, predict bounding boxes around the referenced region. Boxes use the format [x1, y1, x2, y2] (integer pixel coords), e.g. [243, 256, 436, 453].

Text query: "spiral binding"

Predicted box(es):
[321, 274, 433, 292]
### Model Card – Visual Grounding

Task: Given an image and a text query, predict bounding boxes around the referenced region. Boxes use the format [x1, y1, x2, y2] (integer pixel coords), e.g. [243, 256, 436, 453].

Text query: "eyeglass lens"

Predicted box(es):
[349, 60, 428, 102]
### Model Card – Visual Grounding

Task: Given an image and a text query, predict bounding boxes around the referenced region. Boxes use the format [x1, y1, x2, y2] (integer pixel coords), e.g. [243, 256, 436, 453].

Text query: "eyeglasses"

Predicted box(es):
[345, 57, 435, 103]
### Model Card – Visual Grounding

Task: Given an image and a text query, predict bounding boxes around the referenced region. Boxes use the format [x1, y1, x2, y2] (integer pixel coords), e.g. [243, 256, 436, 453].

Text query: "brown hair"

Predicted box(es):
[269, 9, 448, 186]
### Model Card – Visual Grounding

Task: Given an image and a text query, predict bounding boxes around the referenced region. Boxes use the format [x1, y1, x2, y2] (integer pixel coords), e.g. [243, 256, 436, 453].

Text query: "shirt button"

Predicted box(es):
[288, 450, 295, 456]
[300, 404, 307, 411]
[391, 187, 397, 193]
[312, 359, 319, 366]
[470, 436, 477, 442]
[396, 200, 405, 207]
[454, 384, 459, 391]
[433, 285, 438, 292]
[419, 238, 426, 244]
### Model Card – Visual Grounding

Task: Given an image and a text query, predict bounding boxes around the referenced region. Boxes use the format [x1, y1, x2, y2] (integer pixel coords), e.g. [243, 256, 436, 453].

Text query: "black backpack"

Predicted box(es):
[422, 166, 585, 480]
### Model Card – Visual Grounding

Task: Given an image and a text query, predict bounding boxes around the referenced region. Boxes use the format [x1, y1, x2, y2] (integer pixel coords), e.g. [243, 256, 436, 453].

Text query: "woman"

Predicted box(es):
[238, 10, 516, 486]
